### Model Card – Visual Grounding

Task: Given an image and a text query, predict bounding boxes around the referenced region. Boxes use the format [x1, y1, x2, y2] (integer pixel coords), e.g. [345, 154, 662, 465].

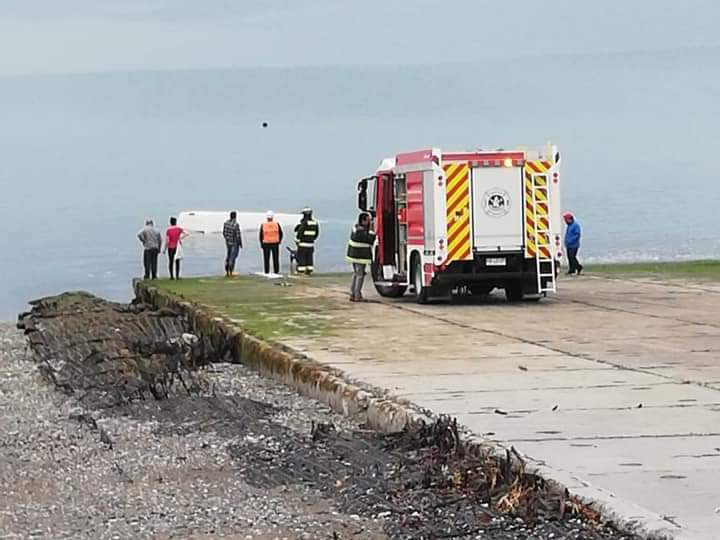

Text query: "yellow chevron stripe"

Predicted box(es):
[448, 239, 471, 261]
[524, 161, 555, 258]
[529, 161, 551, 173]
[444, 163, 464, 184]
[447, 238, 471, 259]
[446, 164, 468, 186]
[447, 215, 469, 240]
[445, 163, 471, 262]
[446, 187, 469, 216]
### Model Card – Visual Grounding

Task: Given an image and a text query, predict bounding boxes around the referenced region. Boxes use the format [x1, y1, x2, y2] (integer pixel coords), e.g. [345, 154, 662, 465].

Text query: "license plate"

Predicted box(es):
[486, 257, 506, 267]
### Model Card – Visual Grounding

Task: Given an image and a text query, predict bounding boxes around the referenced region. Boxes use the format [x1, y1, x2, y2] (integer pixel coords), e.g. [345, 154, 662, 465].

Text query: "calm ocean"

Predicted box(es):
[2, 48, 719, 320]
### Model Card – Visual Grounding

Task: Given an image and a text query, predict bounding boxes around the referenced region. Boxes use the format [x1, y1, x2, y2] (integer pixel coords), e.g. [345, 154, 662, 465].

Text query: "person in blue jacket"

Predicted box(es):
[563, 212, 584, 275]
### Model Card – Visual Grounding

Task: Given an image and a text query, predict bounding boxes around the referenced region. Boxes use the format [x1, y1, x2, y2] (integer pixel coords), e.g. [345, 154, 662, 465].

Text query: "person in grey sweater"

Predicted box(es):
[137, 219, 162, 279]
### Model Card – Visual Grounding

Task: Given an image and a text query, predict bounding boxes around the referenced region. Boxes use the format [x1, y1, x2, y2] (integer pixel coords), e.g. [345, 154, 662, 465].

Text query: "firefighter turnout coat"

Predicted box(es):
[294, 217, 319, 273]
[346, 225, 375, 265]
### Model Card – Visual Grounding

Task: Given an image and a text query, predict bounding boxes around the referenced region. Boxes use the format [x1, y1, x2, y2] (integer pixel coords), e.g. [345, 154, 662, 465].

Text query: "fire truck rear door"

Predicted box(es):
[470, 166, 524, 252]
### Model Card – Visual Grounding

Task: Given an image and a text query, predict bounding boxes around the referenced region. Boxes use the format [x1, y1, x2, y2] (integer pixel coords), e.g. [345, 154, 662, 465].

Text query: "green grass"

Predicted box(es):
[587, 260, 720, 281]
[153, 275, 347, 340]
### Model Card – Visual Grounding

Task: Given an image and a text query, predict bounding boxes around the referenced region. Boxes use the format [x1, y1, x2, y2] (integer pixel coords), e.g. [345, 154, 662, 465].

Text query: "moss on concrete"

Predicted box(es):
[587, 260, 720, 281]
[152, 275, 346, 340]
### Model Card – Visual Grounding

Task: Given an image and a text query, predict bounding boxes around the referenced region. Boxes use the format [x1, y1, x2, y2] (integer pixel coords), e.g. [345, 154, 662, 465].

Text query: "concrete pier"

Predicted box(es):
[143, 271, 720, 540]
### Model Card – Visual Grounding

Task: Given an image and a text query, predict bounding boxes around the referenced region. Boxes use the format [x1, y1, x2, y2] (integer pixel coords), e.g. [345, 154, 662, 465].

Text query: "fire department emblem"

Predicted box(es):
[482, 189, 511, 217]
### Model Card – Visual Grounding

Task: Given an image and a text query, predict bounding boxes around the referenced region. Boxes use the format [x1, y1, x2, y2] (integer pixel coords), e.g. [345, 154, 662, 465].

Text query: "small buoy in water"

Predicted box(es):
[262, 121, 268, 128]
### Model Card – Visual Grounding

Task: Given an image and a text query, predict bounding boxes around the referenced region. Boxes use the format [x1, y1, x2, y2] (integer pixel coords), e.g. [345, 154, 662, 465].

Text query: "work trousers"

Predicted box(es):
[296, 246, 315, 273]
[262, 244, 280, 274]
[225, 243, 240, 273]
[350, 263, 367, 300]
[168, 248, 181, 279]
[567, 247, 583, 274]
[143, 248, 159, 279]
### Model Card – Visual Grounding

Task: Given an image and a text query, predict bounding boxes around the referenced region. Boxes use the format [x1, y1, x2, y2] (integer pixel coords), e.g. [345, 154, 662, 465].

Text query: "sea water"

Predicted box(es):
[1, 48, 719, 319]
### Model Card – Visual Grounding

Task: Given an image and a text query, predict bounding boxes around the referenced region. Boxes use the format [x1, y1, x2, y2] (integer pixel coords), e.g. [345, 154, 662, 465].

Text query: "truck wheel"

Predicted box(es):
[374, 282, 407, 298]
[412, 256, 429, 304]
[505, 282, 524, 302]
[371, 253, 407, 298]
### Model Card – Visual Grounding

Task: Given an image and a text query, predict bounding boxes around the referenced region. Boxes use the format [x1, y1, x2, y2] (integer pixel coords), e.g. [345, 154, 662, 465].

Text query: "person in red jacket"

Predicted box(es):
[259, 211, 283, 274]
[164, 217, 188, 279]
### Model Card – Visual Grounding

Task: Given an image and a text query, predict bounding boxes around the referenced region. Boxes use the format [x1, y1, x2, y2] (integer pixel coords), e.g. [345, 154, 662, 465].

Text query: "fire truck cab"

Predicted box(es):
[356, 145, 562, 303]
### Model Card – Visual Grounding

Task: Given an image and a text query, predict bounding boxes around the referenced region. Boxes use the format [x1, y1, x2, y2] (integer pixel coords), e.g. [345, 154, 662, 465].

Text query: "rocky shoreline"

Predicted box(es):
[1, 293, 644, 539]
[1, 320, 383, 540]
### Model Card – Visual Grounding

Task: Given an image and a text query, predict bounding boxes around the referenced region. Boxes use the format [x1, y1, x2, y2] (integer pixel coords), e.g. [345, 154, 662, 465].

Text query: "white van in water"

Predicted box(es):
[177, 211, 302, 234]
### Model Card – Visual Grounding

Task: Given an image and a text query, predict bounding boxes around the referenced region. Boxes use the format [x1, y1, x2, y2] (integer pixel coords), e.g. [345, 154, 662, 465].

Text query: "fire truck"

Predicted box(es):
[356, 145, 562, 303]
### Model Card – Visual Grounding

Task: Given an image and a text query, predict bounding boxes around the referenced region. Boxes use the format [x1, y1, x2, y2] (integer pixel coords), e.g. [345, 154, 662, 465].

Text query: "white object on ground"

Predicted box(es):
[253, 272, 284, 279]
[178, 210, 302, 234]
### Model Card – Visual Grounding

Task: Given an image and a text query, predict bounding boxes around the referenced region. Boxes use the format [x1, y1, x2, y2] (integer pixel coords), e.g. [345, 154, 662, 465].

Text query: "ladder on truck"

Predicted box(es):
[530, 172, 557, 294]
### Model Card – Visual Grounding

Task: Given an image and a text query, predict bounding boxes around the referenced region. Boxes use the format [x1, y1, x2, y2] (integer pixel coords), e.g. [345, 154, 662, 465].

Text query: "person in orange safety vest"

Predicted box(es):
[259, 210, 283, 274]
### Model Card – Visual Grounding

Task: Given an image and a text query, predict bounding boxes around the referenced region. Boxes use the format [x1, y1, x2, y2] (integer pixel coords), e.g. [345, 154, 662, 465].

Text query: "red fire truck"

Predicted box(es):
[356, 145, 562, 303]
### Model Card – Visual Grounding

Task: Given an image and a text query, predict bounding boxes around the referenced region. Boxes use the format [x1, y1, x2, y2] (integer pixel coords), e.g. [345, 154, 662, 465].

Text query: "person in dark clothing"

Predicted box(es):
[223, 211, 243, 277]
[294, 207, 320, 275]
[563, 212, 584, 276]
[259, 210, 283, 274]
[137, 219, 162, 279]
[346, 212, 375, 302]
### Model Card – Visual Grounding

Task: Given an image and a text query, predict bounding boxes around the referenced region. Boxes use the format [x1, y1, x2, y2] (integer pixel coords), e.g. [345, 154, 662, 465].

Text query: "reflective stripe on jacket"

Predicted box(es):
[346, 225, 375, 264]
[295, 219, 319, 247]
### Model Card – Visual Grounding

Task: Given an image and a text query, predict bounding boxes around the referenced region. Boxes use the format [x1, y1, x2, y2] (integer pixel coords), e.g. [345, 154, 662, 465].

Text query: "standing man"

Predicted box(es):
[223, 211, 243, 277]
[137, 219, 162, 280]
[563, 212, 584, 276]
[164, 217, 188, 280]
[346, 212, 375, 302]
[259, 210, 283, 274]
[294, 207, 319, 275]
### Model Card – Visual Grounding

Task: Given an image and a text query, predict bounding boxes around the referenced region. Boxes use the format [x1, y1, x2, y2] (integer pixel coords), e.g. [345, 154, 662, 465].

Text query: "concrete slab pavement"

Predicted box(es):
[287, 274, 720, 539]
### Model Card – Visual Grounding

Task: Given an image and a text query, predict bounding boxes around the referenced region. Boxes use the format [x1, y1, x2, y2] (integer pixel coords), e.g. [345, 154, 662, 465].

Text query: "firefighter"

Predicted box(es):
[346, 212, 375, 302]
[563, 212, 584, 276]
[294, 207, 319, 275]
[259, 211, 283, 274]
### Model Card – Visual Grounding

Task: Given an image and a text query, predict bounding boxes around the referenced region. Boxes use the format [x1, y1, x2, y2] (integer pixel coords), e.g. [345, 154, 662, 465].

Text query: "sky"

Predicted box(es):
[1, 0, 719, 76]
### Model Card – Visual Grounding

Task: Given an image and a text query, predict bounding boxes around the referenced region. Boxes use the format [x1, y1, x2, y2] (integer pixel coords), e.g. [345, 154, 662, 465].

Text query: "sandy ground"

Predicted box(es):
[284, 274, 720, 540]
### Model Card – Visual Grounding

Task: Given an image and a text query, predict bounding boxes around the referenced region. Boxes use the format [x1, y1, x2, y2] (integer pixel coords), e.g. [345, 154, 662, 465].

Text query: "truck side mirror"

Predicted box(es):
[358, 179, 368, 211]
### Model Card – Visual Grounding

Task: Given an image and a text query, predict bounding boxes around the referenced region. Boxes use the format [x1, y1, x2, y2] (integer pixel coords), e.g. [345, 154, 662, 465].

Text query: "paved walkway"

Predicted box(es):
[287, 275, 720, 540]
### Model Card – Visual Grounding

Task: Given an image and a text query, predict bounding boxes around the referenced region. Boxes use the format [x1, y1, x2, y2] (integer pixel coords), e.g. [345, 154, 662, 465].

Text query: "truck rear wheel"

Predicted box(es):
[504, 282, 524, 302]
[412, 255, 429, 304]
[371, 252, 407, 298]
